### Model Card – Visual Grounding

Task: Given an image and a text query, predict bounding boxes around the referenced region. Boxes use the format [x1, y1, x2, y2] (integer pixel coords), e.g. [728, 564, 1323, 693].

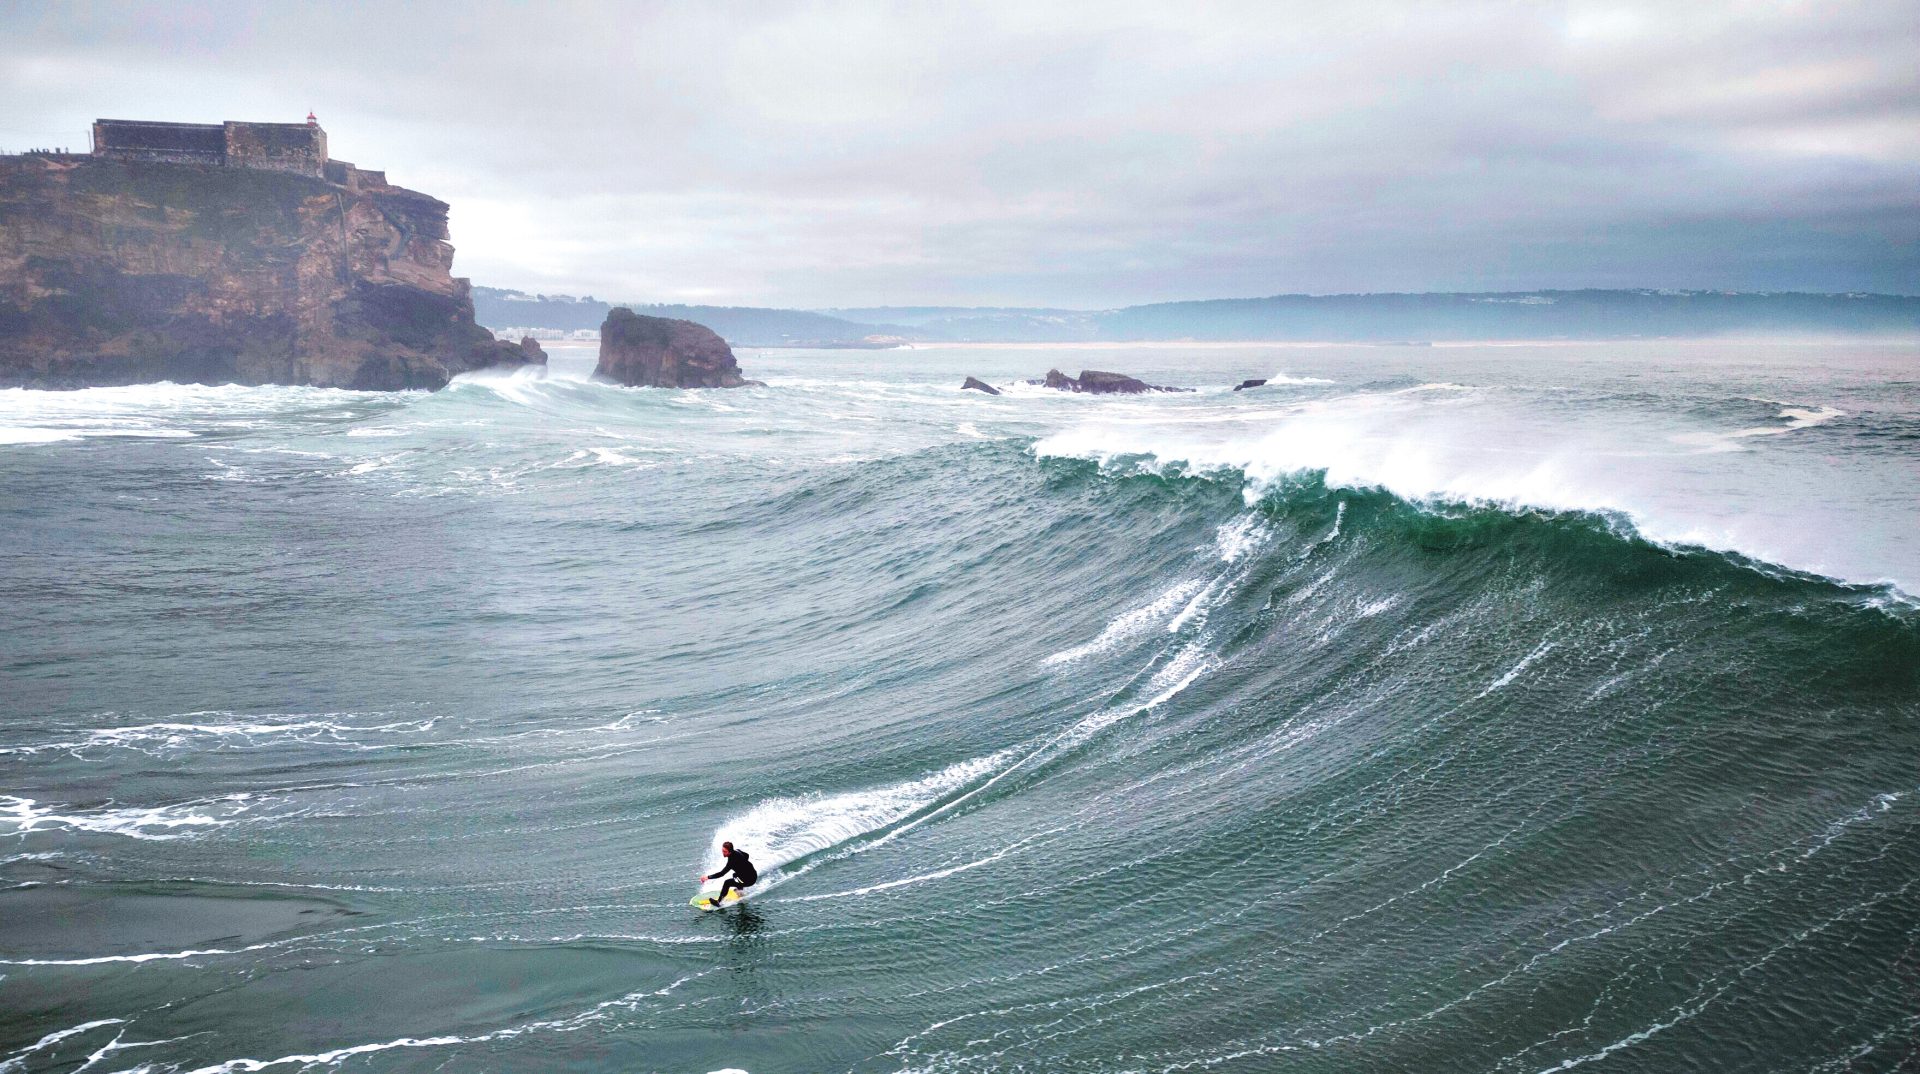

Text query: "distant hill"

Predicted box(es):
[819, 306, 1103, 342]
[477, 287, 1920, 345]
[1092, 290, 1920, 342]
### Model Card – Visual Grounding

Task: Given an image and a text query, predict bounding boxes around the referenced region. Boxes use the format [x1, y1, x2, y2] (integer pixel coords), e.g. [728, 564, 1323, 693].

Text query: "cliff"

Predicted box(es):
[0, 154, 541, 390]
[594, 307, 756, 388]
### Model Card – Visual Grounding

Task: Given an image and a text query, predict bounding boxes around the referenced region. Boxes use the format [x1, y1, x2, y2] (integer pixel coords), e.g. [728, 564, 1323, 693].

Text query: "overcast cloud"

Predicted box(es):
[2, 1, 1915, 306]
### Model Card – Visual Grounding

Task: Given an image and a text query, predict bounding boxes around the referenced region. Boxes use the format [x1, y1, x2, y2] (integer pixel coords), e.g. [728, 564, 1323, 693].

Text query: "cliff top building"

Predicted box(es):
[4, 113, 544, 391]
[91, 116, 328, 178]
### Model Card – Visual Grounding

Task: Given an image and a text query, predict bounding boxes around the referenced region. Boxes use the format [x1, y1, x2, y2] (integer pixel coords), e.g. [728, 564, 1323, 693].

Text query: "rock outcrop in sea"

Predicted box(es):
[0, 146, 542, 391]
[961, 376, 1001, 395]
[593, 307, 758, 388]
[514, 336, 549, 367]
[1233, 378, 1267, 391]
[1034, 368, 1191, 394]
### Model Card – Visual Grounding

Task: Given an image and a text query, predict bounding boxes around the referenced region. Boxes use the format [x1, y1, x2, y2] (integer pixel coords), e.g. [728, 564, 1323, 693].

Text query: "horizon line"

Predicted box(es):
[479, 286, 1920, 312]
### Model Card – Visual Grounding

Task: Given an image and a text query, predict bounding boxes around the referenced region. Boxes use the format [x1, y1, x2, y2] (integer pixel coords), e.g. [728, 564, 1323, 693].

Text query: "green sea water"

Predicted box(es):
[2, 341, 1917, 1073]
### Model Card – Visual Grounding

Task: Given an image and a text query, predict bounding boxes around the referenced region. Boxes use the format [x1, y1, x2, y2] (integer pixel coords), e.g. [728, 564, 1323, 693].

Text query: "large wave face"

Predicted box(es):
[2, 341, 1918, 1074]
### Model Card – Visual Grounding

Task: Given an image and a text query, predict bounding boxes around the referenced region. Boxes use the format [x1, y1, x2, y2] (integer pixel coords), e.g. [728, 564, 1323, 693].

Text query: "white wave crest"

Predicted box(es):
[1043, 579, 1206, 665]
[1477, 639, 1559, 698]
[1032, 383, 1910, 593]
[1150, 638, 1219, 692]
[1213, 514, 1271, 563]
[0, 427, 83, 445]
[0, 381, 375, 447]
[0, 425, 192, 444]
[1357, 595, 1402, 617]
[1671, 404, 1848, 454]
[1727, 404, 1846, 440]
[1056, 644, 1219, 752]
[1166, 577, 1226, 633]
[0, 1020, 126, 1074]
[0, 712, 437, 759]
[707, 750, 1020, 877]
[783, 829, 1059, 903]
[0, 940, 288, 967]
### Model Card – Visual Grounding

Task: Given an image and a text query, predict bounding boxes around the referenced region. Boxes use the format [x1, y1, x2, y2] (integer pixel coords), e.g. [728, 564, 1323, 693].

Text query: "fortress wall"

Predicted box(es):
[222, 122, 326, 177]
[88, 119, 329, 178]
[92, 120, 225, 165]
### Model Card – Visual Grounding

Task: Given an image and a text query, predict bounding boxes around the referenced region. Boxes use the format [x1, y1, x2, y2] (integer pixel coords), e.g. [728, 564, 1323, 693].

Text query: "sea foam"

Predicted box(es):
[708, 750, 1021, 878]
[1033, 383, 1909, 594]
[0, 793, 267, 840]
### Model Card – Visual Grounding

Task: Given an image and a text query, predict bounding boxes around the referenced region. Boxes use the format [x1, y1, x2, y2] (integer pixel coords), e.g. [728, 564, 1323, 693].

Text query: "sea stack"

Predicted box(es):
[515, 336, 549, 366]
[594, 308, 757, 388]
[0, 118, 543, 391]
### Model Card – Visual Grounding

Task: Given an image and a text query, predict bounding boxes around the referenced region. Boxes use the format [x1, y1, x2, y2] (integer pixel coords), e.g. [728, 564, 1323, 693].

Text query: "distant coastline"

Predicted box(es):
[476, 286, 1920, 351]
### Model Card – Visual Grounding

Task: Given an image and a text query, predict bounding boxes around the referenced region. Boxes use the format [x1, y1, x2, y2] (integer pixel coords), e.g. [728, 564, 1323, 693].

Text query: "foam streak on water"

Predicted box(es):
[0, 794, 266, 841]
[706, 749, 1021, 880]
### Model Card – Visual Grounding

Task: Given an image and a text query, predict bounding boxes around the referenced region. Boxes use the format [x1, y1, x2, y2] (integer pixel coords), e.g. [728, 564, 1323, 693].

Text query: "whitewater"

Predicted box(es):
[2, 340, 1917, 1073]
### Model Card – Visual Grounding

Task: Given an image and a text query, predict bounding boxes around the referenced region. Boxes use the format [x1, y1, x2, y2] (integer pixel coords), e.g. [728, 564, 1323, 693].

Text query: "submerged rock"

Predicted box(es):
[961, 376, 1001, 395]
[0, 152, 542, 390]
[594, 307, 758, 388]
[1034, 368, 1191, 394]
[1233, 378, 1268, 391]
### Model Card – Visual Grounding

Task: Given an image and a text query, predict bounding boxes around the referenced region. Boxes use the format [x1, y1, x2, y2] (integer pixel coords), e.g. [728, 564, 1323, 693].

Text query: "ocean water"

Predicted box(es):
[2, 340, 1917, 1073]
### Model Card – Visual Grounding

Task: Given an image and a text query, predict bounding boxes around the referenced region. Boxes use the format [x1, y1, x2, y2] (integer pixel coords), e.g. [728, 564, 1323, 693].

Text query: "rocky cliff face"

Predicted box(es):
[594, 307, 756, 388]
[0, 154, 541, 390]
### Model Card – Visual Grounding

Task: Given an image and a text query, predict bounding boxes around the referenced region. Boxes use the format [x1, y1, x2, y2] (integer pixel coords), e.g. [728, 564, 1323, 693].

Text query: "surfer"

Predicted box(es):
[699, 841, 757, 907]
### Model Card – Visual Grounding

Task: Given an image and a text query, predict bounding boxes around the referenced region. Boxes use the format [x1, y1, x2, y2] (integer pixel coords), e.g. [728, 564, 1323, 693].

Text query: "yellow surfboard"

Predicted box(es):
[690, 887, 745, 911]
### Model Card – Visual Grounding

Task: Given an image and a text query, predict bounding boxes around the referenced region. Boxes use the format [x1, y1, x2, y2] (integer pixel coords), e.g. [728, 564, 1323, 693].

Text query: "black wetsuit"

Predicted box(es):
[706, 848, 757, 903]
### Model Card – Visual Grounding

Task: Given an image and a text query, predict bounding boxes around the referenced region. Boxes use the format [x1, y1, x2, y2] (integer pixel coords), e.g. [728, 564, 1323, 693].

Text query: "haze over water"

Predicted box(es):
[3, 340, 1918, 1072]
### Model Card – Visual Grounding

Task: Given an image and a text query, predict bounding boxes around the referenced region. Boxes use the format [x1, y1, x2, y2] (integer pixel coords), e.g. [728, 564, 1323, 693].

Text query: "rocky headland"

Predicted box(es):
[594, 307, 758, 388]
[0, 153, 540, 390]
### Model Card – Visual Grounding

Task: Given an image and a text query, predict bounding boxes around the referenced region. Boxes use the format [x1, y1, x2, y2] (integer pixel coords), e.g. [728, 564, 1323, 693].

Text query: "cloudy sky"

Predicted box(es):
[3, 1, 1915, 307]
